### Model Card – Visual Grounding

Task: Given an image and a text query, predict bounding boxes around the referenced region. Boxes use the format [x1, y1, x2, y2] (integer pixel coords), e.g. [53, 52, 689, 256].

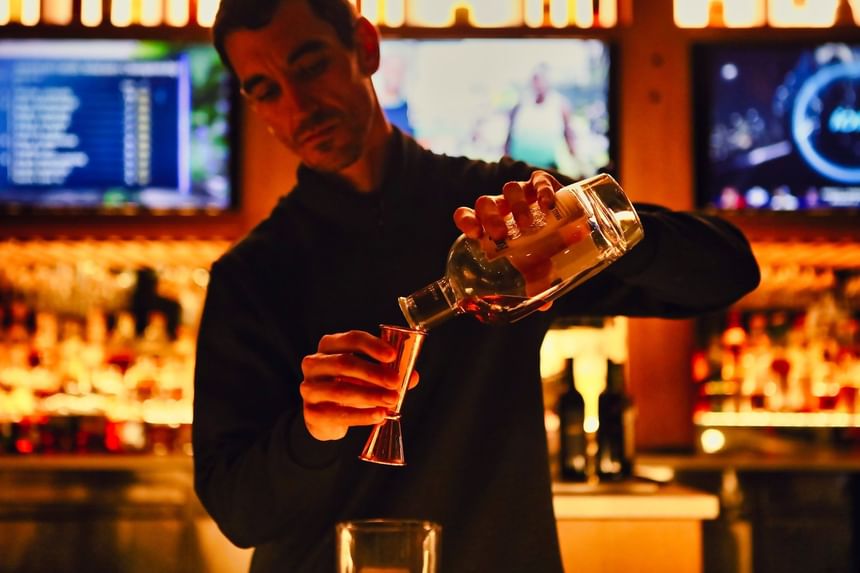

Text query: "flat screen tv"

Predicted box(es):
[0, 38, 238, 215]
[375, 37, 615, 181]
[693, 41, 860, 213]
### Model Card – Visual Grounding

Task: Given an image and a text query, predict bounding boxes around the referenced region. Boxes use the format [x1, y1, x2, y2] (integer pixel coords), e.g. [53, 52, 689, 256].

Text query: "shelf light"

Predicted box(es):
[197, 0, 219, 27]
[81, 0, 102, 27]
[0, 0, 10, 25]
[165, 0, 189, 27]
[20, 0, 39, 25]
[140, 0, 164, 27]
[524, 0, 543, 27]
[42, 0, 73, 25]
[111, 0, 132, 27]
[598, 0, 618, 27]
[696, 411, 860, 428]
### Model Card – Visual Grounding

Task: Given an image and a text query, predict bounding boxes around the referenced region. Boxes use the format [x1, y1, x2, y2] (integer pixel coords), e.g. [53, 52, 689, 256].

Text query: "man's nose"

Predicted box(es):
[278, 80, 316, 114]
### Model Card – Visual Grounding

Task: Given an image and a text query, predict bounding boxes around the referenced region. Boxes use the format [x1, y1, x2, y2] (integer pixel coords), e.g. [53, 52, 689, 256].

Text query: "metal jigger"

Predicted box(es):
[359, 324, 427, 466]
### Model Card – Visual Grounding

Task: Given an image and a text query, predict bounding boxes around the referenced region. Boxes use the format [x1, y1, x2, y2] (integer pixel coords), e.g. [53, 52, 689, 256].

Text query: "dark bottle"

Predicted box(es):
[596, 360, 634, 481]
[558, 358, 587, 482]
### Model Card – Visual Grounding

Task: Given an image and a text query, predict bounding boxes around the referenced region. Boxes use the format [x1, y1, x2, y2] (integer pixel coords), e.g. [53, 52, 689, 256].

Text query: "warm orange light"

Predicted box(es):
[673, 0, 766, 27]
[467, 0, 521, 27]
[673, 0, 710, 27]
[383, 0, 406, 26]
[676, 0, 858, 28]
[81, 0, 102, 26]
[524, 0, 543, 27]
[0, 0, 11, 25]
[140, 0, 164, 26]
[723, 0, 765, 27]
[20, 0, 39, 25]
[361, 0, 380, 23]
[598, 0, 618, 27]
[406, 1, 456, 27]
[111, 0, 132, 27]
[769, 0, 839, 27]
[42, 0, 73, 25]
[574, 0, 594, 28]
[197, 0, 220, 27]
[165, 0, 189, 26]
[848, 0, 860, 24]
[548, 0, 569, 28]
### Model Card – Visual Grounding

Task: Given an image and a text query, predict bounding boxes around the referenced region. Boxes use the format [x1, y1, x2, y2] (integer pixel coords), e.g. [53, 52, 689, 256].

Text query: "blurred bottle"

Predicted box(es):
[596, 359, 634, 481]
[558, 358, 587, 482]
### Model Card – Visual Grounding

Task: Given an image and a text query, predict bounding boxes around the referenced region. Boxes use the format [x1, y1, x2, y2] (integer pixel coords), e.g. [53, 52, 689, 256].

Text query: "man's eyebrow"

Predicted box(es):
[240, 41, 330, 95]
[287, 40, 328, 64]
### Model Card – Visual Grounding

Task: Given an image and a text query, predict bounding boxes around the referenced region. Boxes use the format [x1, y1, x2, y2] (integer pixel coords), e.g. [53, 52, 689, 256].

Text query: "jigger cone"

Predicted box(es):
[360, 414, 405, 466]
[359, 325, 426, 466]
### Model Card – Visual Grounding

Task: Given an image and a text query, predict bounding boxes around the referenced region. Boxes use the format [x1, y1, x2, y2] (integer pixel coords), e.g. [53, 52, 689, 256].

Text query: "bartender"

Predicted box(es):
[191, 0, 760, 571]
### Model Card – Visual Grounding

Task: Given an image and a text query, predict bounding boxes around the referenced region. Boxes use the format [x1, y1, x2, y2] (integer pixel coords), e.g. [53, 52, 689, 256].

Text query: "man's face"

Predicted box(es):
[225, 0, 378, 172]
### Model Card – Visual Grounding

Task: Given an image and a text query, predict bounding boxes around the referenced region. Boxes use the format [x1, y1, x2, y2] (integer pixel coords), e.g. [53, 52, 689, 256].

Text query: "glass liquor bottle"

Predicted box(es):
[596, 359, 635, 481]
[398, 174, 643, 331]
[558, 358, 588, 482]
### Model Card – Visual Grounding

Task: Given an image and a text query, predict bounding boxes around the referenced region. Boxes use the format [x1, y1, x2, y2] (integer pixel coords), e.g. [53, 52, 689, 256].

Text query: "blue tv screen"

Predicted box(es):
[0, 38, 237, 214]
[693, 41, 860, 212]
[375, 37, 615, 181]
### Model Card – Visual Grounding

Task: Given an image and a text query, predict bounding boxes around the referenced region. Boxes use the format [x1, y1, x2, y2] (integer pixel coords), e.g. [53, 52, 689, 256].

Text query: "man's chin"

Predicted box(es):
[301, 141, 361, 173]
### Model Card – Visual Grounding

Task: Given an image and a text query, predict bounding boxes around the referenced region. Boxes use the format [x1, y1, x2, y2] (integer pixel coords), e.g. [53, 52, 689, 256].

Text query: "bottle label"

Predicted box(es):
[479, 183, 604, 297]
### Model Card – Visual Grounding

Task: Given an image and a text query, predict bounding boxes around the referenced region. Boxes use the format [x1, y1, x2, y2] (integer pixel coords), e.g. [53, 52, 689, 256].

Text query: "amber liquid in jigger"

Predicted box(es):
[359, 324, 426, 466]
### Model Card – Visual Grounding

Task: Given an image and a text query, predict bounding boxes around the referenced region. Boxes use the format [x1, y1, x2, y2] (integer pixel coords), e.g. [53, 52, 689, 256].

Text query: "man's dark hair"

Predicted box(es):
[213, 0, 358, 74]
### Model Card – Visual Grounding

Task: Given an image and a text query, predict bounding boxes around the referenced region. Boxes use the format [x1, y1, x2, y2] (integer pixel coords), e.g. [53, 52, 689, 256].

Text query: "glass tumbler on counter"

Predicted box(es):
[336, 519, 441, 573]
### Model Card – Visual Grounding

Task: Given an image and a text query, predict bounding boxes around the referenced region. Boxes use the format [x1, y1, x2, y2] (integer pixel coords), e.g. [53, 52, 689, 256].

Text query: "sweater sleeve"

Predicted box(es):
[192, 255, 341, 549]
[551, 203, 761, 318]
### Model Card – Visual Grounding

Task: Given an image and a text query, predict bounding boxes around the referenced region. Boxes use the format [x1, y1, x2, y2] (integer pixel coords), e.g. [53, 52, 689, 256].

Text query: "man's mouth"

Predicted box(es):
[297, 115, 340, 145]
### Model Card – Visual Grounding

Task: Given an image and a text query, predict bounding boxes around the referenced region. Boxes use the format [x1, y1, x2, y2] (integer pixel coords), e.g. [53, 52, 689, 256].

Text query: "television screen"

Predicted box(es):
[375, 38, 614, 181]
[693, 41, 860, 212]
[0, 38, 236, 214]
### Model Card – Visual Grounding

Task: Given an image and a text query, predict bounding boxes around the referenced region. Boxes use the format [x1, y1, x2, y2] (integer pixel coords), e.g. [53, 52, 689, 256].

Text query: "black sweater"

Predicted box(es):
[192, 130, 759, 572]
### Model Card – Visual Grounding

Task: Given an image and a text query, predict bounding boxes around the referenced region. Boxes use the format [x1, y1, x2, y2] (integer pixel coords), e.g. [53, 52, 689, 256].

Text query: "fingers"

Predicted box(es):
[300, 376, 399, 410]
[475, 195, 509, 241]
[317, 330, 396, 363]
[453, 206, 483, 239]
[300, 329, 423, 441]
[304, 403, 388, 441]
[503, 181, 533, 228]
[457, 170, 565, 243]
[529, 170, 562, 212]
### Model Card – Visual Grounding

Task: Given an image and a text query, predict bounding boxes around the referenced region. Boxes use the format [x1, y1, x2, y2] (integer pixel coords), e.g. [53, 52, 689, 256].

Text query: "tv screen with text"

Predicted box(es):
[0, 39, 236, 215]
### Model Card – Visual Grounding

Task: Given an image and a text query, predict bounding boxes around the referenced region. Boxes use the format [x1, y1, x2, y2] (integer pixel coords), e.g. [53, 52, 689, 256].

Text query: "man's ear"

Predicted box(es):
[354, 17, 381, 75]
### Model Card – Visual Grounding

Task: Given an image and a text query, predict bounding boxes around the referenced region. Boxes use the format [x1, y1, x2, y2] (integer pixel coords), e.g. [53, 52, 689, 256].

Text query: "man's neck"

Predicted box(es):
[339, 111, 394, 193]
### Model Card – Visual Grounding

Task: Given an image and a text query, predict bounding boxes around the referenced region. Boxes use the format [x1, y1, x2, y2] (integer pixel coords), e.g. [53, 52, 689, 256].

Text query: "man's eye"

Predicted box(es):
[295, 58, 329, 81]
[253, 85, 280, 102]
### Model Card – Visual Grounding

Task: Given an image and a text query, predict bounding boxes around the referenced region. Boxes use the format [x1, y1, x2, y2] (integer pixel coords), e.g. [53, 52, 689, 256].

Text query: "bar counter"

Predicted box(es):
[0, 454, 722, 573]
[553, 479, 718, 573]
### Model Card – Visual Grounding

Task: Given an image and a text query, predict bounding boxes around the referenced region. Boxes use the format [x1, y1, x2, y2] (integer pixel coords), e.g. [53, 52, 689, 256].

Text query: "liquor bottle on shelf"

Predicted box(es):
[558, 358, 588, 482]
[596, 359, 634, 481]
[399, 174, 643, 330]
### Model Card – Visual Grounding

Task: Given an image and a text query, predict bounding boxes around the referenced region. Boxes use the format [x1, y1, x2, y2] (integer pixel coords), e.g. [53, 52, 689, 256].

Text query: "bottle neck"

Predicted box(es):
[398, 277, 462, 331]
[605, 361, 626, 394]
[563, 359, 578, 392]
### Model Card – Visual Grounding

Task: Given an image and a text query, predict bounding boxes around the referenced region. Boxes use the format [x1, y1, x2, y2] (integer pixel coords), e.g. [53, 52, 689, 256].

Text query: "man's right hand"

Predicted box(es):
[299, 330, 418, 441]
